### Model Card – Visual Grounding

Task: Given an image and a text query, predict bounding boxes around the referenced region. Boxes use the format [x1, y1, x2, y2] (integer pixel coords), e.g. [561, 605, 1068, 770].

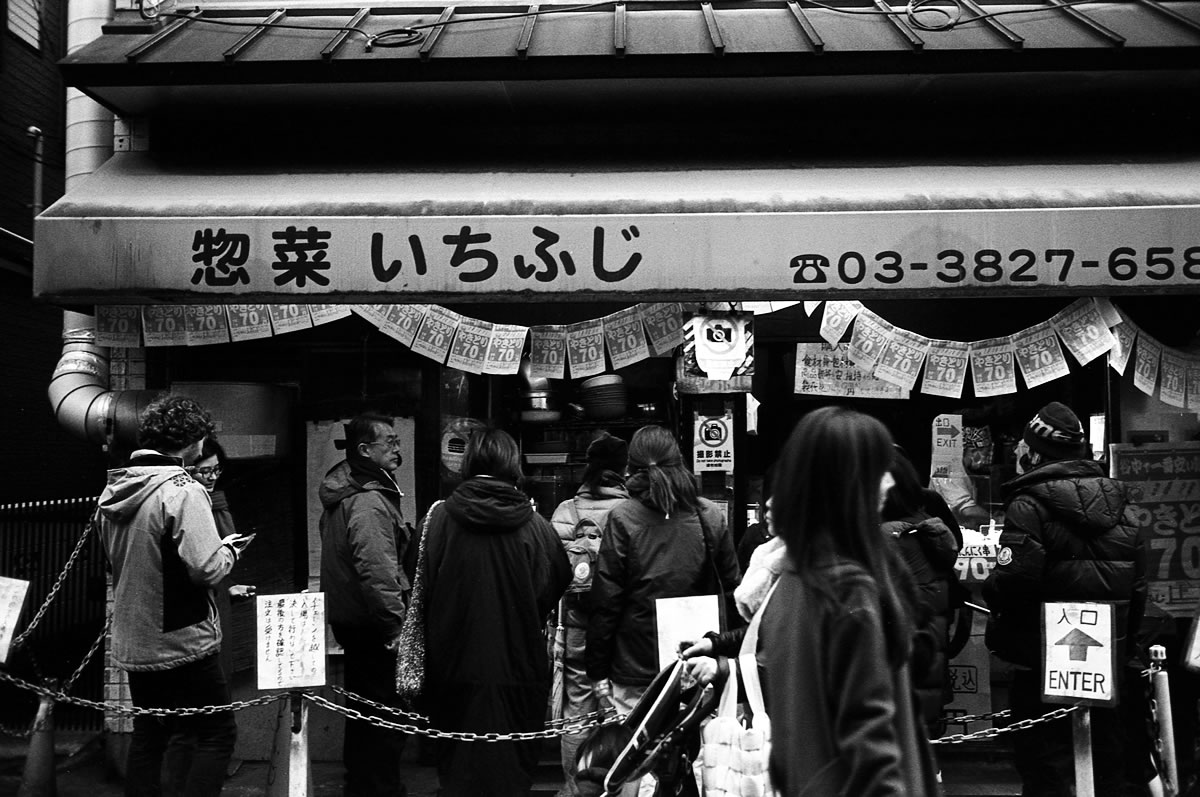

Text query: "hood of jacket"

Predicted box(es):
[445, 477, 534, 532]
[1003, 459, 1128, 537]
[319, 459, 401, 510]
[99, 450, 188, 523]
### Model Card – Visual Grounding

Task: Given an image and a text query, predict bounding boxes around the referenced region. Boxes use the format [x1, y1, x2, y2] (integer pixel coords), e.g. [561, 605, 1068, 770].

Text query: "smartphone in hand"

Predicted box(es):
[231, 533, 256, 553]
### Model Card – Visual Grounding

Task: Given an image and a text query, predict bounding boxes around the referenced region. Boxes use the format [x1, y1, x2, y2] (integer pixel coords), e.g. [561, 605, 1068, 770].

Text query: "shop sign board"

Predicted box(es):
[954, 522, 1001, 584]
[1041, 601, 1116, 707]
[0, 576, 30, 664]
[36, 205, 1200, 301]
[1110, 443, 1200, 617]
[693, 411, 734, 473]
[931, 414, 965, 479]
[256, 592, 327, 690]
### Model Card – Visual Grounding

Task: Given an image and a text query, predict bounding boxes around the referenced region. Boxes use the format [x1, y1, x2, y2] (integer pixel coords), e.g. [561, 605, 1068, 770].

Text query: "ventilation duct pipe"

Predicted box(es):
[49, 0, 153, 450]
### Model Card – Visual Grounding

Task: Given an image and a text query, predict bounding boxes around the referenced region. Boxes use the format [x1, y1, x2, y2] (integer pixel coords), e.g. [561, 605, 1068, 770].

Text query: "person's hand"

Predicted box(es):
[679, 638, 714, 660]
[683, 656, 721, 687]
[591, 679, 615, 712]
[228, 584, 256, 599]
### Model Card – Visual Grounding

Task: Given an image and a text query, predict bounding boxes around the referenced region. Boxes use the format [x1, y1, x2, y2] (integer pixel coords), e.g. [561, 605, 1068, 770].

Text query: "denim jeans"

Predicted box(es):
[125, 653, 237, 797]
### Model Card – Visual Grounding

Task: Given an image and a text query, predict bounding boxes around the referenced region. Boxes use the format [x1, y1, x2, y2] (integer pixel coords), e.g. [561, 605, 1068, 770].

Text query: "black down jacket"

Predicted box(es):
[983, 459, 1147, 669]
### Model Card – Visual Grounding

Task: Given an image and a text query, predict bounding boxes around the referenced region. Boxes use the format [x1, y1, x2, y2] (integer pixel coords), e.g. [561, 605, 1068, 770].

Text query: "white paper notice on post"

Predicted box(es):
[257, 592, 327, 690]
[0, 576, 31, 664]
[654, 594, 719, 672]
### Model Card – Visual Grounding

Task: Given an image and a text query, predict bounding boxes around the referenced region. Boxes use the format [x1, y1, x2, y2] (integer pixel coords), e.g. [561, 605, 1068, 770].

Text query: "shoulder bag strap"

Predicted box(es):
[737, 580, 780, 724]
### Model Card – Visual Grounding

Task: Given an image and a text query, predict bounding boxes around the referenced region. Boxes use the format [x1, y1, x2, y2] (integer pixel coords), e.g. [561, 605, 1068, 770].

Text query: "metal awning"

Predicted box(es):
[33, 152, 1200, 303]
[60, 0, 1200, 114]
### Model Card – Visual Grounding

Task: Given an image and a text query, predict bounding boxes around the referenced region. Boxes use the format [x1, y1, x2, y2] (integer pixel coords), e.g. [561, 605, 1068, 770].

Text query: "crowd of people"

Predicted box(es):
[96, 393, 1151, 797]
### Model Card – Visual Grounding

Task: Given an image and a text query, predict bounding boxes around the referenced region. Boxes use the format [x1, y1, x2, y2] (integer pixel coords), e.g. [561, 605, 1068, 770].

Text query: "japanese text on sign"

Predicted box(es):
[1041, 601, 1115, 707]
[0, 577, 30, 664]
[257, 592, 327, 690]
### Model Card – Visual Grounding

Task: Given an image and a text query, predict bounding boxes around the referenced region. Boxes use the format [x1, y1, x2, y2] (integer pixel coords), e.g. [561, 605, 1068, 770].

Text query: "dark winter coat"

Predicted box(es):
[762, 558, 941, 797]
[983, 459, 1147, 669]
[422, 476, 571, 796]
[586, 497, 740, 686]
[318, 459, 410, 643]
[883, 514, 960, 734]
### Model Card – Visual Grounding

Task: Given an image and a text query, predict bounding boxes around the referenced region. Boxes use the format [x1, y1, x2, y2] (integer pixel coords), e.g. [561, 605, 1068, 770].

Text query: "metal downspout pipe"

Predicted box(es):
[48, 0, 151, 449]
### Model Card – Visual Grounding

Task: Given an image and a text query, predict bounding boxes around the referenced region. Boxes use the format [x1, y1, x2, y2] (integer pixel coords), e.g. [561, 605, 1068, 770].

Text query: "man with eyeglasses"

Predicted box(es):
[319, 412, 412, 797]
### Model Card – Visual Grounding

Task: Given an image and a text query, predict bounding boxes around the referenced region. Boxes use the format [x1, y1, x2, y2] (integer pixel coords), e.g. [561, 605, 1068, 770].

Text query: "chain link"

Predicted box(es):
[932, 705, 1078, 745]
[10, 512, 97, 652]
[942, 709, 1011, 725]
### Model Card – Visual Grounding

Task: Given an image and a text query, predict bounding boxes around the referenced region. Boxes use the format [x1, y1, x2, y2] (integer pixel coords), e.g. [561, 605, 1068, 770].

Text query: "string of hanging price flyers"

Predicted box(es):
[88, 297, 1198, 409]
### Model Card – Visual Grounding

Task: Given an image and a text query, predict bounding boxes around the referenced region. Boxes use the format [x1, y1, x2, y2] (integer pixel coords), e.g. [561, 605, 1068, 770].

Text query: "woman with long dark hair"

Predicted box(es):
[585, 425, 739, 795]
[763, 406, 939, 796]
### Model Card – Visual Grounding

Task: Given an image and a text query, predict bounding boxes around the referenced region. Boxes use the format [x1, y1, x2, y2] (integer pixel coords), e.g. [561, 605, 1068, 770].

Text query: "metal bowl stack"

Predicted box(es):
[579, 374, 628, 420]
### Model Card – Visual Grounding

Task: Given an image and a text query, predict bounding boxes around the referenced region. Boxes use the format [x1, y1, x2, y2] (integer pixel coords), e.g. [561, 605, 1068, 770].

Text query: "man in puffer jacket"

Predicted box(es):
[983, 402, 1148, 797]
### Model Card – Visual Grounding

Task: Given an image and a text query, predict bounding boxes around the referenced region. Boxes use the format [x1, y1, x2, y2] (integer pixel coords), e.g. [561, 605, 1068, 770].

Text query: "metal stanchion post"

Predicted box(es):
[1073, 706, 1094, 797]
[266, 690, 313, 797]
[1150, 645, 1179, 797]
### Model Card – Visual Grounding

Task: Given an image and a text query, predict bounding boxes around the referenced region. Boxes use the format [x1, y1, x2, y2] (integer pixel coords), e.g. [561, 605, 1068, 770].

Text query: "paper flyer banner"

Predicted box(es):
[803, 301, 823, 317]
[95, 306, 142, 347]
[1093, 297, 1123, 329]
[739, 302, 774, 316]
[528, 325, 567, 379]
[410, 305, 460, 363]
[1012, 322, 1070, 389]
[268, 304, 312, 336]
[970, 336, 1018, 397]
[1187, 361, 1200, 412]
[0, 576, 30, 664]
[794, 342, 907, 400]
[1159, 350, 1188, 409]
[1133, 334, 1162, 396]
[874, 326, 931, 391]
[141, 305, 187, 347]
[379, 304, 427, 348]
[351, 304, 390, 327]
[921, 340, 971, 399]
[256, 592, 327, 690]
[640, 303, 685, 354]
[818, 300, 863, 345]
[603, 307, 651, 370]
[566, 319, 607, 379]
[846, 310, 893, 372]
[226, 304, 274, 342]
[1051, 299, 1117, 366]
[308, 304, 353, 326]
[1108, 322, 1136, 375]
[185, 305, 231, 346]
[446, 318, 493, 374]
[482, 324, 527, 375]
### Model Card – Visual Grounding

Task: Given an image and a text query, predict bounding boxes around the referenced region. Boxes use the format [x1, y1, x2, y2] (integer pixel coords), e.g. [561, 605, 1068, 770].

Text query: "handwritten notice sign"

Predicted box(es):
[529, 325, 567, 379]
[185, 304, 231, 346]
[1042, 601, 1116, 707]
[795, 342, 907, 400]
[1051, 299, 1117, 366]
[483, 324, 527, 375]
[269, 304, 312, 336]
[141, 305, 186, 347]
[1111, 443, 1200, 617]
[640, 303, 685, 355]
[226, 304, 274, 342]
[567, 319, 606, 379]
[379, 304, 427, 348]
[970, 337, 1018, 397]
[411, 305, 460, 363]
[446, 317, 492, 374]
[95, 305, 142, 347]
[1012, 322, 1070, 389]
[0, 577, 30, 664]
[875, 327, 930, 391]
[1133, 334, 1162, 396]
[257, 592, 326, 690]
[819, 301, 862, 345]
[921, 340, 971, 399]
[603, 307, 651, 370]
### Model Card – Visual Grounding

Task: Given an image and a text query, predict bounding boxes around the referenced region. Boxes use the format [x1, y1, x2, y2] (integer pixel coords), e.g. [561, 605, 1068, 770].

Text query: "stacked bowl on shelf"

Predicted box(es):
[579, 374, 628, 420]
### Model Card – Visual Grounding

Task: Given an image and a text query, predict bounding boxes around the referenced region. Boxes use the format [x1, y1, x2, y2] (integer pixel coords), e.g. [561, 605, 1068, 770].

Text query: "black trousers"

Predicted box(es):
[336, 627, 408, 797]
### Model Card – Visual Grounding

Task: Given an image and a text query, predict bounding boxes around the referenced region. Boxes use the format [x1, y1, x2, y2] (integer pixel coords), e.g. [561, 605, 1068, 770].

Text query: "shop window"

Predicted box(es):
[7, 0, 41, 50]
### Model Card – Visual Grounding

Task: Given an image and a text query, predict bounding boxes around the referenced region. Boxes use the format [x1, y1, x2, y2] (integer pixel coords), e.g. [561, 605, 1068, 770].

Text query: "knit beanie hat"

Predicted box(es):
[1023, 402, 1088, 461]
[586, 433, 628, 474]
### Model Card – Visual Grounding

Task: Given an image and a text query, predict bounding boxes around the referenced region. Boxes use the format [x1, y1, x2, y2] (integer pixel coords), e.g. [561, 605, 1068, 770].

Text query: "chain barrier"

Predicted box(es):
[942, 709, 1010, 725]
[932, 705, 1078, 745]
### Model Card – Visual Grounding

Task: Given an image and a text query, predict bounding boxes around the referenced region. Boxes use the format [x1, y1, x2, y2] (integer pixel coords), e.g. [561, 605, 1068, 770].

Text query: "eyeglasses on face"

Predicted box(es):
[190, 466, 222, 478]
[366, 437, 402, 451]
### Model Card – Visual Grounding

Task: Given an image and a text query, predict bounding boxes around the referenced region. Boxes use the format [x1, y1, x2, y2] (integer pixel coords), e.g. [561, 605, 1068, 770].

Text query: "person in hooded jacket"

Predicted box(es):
[983, 401, 1148, 796]
[319, 412, 412, 797]
[97, 394, 248, 797]
[550, 432, 630, 797]
[421, 427, 571, 797]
